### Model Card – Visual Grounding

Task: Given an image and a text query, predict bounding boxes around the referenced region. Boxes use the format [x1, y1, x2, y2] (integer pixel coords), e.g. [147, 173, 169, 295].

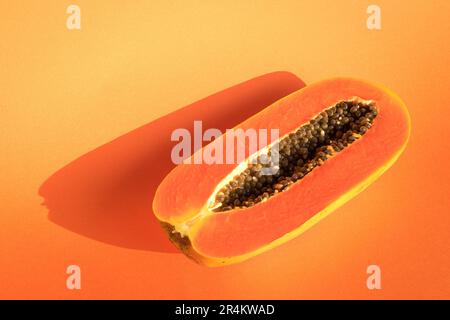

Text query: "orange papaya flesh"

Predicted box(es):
[153, 78, 411, 266]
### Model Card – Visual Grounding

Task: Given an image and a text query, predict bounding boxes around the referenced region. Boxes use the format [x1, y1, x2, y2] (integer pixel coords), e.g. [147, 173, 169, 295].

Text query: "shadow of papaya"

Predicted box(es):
[38, 71, 305, 253]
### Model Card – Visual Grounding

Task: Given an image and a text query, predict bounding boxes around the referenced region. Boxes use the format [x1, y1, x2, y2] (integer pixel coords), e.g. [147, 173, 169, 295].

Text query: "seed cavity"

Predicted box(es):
[211, 98, 378, 212]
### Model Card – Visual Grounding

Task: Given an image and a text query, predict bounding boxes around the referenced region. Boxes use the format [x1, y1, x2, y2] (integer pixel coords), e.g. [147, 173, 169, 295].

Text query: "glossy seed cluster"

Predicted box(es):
[212, 99, 378, 212]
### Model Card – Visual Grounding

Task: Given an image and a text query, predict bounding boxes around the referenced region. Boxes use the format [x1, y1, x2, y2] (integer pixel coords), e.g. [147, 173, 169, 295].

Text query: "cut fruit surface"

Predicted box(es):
[153, 78, 411, 266]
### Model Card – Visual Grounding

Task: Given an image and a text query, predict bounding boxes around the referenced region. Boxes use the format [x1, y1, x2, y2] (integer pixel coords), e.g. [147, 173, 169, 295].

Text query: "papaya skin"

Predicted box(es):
[153, 78, 411, 267]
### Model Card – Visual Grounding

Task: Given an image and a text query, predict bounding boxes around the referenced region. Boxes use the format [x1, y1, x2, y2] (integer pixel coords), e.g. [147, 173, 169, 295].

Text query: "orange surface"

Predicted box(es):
[1, 1, 449, 299]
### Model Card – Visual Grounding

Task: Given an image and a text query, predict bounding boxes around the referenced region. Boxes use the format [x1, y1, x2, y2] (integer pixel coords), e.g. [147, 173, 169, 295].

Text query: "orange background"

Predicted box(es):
[1, 0, 449, 299]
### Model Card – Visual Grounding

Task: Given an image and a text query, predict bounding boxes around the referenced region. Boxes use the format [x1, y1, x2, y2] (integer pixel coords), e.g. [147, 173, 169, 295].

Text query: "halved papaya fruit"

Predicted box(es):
[153, 78, 411, 266]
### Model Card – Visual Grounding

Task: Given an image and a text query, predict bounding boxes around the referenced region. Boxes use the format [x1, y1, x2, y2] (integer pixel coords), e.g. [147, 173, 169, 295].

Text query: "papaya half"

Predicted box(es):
[153, 78, 411, 267]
